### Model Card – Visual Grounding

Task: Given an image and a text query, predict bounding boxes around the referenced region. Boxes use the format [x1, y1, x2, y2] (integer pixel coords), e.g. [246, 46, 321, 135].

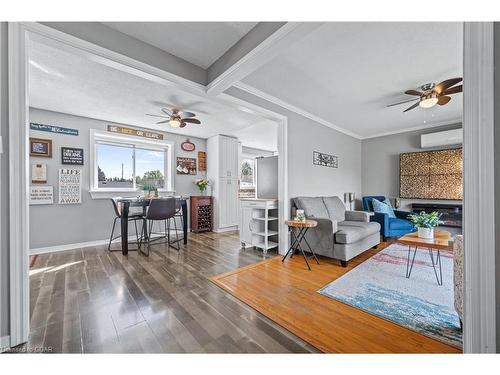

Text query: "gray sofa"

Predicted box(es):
[292, 196, 381, 266]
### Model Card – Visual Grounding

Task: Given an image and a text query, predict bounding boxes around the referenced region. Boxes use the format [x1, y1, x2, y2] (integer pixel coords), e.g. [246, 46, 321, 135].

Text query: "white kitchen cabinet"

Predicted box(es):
[207, 135, 241, 231]
[240, 199, 278, 253]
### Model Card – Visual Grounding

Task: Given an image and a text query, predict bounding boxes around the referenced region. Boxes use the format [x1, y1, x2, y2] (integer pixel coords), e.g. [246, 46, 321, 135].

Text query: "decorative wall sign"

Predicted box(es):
[31, 163, 47, 184]
[58, 168, 82, 204]
[30, 186, 54, 205]
[30, 122, 79, 136]
[313, 151, 338, 168]
[181, 139, 196, 152]
[107, 125, 164, 140]
[198, 151, 207, 172]
[61, 147, 84, 165]
[30, 137, 53, 158]
[176, 157, 197, 175]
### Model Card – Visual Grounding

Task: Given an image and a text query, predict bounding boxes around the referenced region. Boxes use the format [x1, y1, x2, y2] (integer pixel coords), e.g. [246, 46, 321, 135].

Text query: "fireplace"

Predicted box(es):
[410, 202, 463, 228]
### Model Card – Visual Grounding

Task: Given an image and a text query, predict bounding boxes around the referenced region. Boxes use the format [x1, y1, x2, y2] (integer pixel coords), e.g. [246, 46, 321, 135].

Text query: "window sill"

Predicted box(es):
[89, 189, 175, 200]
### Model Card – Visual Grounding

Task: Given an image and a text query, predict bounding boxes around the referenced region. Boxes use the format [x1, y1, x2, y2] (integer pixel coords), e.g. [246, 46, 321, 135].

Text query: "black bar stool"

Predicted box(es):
[108, 197, 143, 252]
[139, 198, 180, 256]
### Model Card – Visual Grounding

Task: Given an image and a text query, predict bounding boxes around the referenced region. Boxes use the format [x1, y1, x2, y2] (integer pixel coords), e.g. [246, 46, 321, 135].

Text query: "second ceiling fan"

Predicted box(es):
[146, 108, 201, 128]
[388, 77, 463, 112]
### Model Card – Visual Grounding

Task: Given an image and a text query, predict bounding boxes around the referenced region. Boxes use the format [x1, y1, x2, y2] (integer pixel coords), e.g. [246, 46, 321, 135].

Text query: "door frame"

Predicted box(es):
[462, 22, 497, 353]
[7, 21, 288, 347]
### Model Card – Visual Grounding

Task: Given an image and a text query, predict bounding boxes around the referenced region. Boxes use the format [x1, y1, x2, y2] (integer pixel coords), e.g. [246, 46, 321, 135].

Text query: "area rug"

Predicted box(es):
[319, 243, 462, 348]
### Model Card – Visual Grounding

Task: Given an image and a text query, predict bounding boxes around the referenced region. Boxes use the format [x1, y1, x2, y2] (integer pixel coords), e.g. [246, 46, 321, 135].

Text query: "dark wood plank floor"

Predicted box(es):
[26, 231, 318, 353]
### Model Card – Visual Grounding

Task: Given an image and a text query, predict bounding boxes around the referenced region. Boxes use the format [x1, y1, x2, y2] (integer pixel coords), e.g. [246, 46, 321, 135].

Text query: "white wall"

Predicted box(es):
[361, 123, 463, 211]
[29, 108, 207, 250]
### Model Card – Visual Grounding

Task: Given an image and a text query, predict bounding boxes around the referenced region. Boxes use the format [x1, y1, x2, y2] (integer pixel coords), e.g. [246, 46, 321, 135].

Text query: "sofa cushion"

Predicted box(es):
[372, 198, 396, 218]
[335, 221, 380, 244]
[322, 196, 346, 222]
[295, 197, 329, 218]
[388, 217, 414, 231]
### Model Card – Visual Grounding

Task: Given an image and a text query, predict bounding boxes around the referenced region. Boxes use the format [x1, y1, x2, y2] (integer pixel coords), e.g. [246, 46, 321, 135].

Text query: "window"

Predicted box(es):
[240, 158, 256, 188]
[91, 130, 173, 194]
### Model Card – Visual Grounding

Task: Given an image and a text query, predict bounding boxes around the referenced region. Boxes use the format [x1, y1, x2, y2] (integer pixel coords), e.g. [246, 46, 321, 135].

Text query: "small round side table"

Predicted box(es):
[282, 219, 319, 271]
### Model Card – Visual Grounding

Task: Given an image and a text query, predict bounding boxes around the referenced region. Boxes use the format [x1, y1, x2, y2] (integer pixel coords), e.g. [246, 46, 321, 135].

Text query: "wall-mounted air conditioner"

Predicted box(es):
[420, 128, 463, 148]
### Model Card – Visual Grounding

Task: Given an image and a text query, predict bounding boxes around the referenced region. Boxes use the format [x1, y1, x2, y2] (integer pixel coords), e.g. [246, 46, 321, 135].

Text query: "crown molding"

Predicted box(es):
[360, 118, 463, 140]
[233, 81, 363, 139]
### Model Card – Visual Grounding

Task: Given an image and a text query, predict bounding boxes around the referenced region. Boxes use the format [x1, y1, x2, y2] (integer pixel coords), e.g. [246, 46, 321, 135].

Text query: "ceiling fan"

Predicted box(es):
[146, 108, 201, 128]
[387, 78, 463, 112]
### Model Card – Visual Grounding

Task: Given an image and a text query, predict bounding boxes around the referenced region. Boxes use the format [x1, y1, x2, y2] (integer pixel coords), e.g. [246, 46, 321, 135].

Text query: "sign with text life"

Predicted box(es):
[59, 168, 82, 204]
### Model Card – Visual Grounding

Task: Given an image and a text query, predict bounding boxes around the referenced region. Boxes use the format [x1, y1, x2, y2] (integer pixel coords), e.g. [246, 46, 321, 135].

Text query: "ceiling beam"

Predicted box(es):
[206, 22, 323, 96]
[41, 22, 208, 86]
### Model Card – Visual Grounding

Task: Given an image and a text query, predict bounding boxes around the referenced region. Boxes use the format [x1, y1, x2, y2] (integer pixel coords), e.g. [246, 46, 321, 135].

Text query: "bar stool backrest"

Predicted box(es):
[111, 197, 123, 218]
[146, 198, 176, 220]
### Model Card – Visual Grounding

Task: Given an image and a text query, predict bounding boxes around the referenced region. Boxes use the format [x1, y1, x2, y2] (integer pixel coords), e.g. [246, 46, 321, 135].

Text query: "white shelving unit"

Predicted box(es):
[240, 199, 278, 253]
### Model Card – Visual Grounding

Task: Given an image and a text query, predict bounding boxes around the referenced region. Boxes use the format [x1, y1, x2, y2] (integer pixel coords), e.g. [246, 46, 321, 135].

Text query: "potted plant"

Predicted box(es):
[142, 183, 155, 198]
[194, 178, 210, 195]
[408, 211, 444, 239]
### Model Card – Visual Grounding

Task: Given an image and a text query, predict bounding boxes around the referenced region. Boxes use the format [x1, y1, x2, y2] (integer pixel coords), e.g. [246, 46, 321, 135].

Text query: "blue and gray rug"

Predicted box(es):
[319, 243, 462, 348]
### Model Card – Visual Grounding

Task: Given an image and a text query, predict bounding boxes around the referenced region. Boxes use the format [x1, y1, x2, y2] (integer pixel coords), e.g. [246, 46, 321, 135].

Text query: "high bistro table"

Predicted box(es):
[282, 219, 320, 271]
[396, 230, 452, 286]
[117, 197, 188, 255]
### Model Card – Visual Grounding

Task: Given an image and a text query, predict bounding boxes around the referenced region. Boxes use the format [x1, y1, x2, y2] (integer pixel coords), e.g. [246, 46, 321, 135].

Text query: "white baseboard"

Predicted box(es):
[213, 226, 239, 233]
[0, 335, 10, 352]
[29, 230, 187, 255]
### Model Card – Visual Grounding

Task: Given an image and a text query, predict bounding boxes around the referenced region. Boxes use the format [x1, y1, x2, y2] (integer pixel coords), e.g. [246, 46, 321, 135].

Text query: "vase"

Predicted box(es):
[199, 189, 206, 196]
[417, 227, 434, 239]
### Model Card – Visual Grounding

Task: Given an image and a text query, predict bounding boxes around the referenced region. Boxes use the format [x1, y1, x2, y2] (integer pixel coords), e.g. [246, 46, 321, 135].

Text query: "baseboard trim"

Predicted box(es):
[213, 226, 239, 233]
[0, 335, 11, 352]
[29, 230, 188, 255]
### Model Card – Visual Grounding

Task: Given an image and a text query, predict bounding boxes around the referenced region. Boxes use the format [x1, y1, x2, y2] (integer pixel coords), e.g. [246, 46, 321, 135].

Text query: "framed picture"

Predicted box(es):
[61, 147, 84, 165]
[31, 163, 47, 184]
[30, 137, 52, 158]
[313, 151, 338, 168]
[198, 151, 207, 172]
[176, 157, 197, 175]
[30, 186, 54, 205]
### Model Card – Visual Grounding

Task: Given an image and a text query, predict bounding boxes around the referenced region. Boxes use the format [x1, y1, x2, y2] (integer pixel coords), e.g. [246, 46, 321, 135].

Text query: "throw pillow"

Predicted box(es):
[372, 198, 396, 218]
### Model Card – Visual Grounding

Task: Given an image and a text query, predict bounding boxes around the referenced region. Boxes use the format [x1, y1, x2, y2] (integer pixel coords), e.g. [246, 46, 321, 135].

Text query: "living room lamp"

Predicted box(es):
[344, 192, 355, 210]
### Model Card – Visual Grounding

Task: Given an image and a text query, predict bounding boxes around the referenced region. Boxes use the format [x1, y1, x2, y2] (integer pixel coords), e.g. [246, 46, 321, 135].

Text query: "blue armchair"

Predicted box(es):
[362, 196, 415, 240]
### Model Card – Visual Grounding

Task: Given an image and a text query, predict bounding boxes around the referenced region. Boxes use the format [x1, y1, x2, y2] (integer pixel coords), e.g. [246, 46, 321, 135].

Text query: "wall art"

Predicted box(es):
[59, 168, 82, 204]
[313, 151, 338, 168]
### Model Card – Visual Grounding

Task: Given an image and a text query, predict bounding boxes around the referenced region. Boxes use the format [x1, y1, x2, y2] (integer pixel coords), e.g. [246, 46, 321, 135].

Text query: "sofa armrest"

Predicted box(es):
[370, 212, 389, 237]
[345, 210, 371, 222]
[395, 210, 413, 220]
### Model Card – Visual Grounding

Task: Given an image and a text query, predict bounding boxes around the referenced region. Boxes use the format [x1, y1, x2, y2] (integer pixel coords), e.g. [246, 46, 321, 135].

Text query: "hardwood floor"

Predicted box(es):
[211, 243, 461, 354]
[26, 232, 460, 353]
[26, 231, 317, 353]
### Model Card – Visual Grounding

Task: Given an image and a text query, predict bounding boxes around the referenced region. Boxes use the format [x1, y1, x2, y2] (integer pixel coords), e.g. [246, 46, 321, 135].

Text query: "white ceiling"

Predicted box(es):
[28, 37, 277, 151]
[102, 22, 257, 69]
[242, 22, 463, 138]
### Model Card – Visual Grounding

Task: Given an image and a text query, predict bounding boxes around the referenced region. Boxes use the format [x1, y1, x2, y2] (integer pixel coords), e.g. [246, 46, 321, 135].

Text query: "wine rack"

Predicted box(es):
[190, 196, 213, 233]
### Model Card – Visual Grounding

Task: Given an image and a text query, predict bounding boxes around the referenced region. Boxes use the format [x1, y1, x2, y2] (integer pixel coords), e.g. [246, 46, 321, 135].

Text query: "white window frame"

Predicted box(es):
[240, 156, 256, 189]
[89, 129, 174, 199]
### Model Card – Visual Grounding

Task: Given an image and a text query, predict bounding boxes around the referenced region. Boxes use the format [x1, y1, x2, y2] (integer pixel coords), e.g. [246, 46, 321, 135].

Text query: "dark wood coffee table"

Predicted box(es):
[397, 230, 452, 285]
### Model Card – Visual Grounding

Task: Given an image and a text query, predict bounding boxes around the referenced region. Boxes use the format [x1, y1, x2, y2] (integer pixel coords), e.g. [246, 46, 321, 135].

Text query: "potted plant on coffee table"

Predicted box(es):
[408, 211, 444, 239]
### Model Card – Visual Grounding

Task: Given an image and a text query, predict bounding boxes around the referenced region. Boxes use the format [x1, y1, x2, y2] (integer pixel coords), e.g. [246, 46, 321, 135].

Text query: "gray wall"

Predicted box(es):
[29, 108, 207, 249]
[0, 22, 10, 340]
[225, 86, 362, 207]
[361, 123, 463, 211]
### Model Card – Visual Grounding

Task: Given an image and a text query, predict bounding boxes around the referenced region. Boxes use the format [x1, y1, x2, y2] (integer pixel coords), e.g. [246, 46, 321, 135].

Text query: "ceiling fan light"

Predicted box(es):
[419, 94, 439, 108]
[169, 119, 181, 128]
